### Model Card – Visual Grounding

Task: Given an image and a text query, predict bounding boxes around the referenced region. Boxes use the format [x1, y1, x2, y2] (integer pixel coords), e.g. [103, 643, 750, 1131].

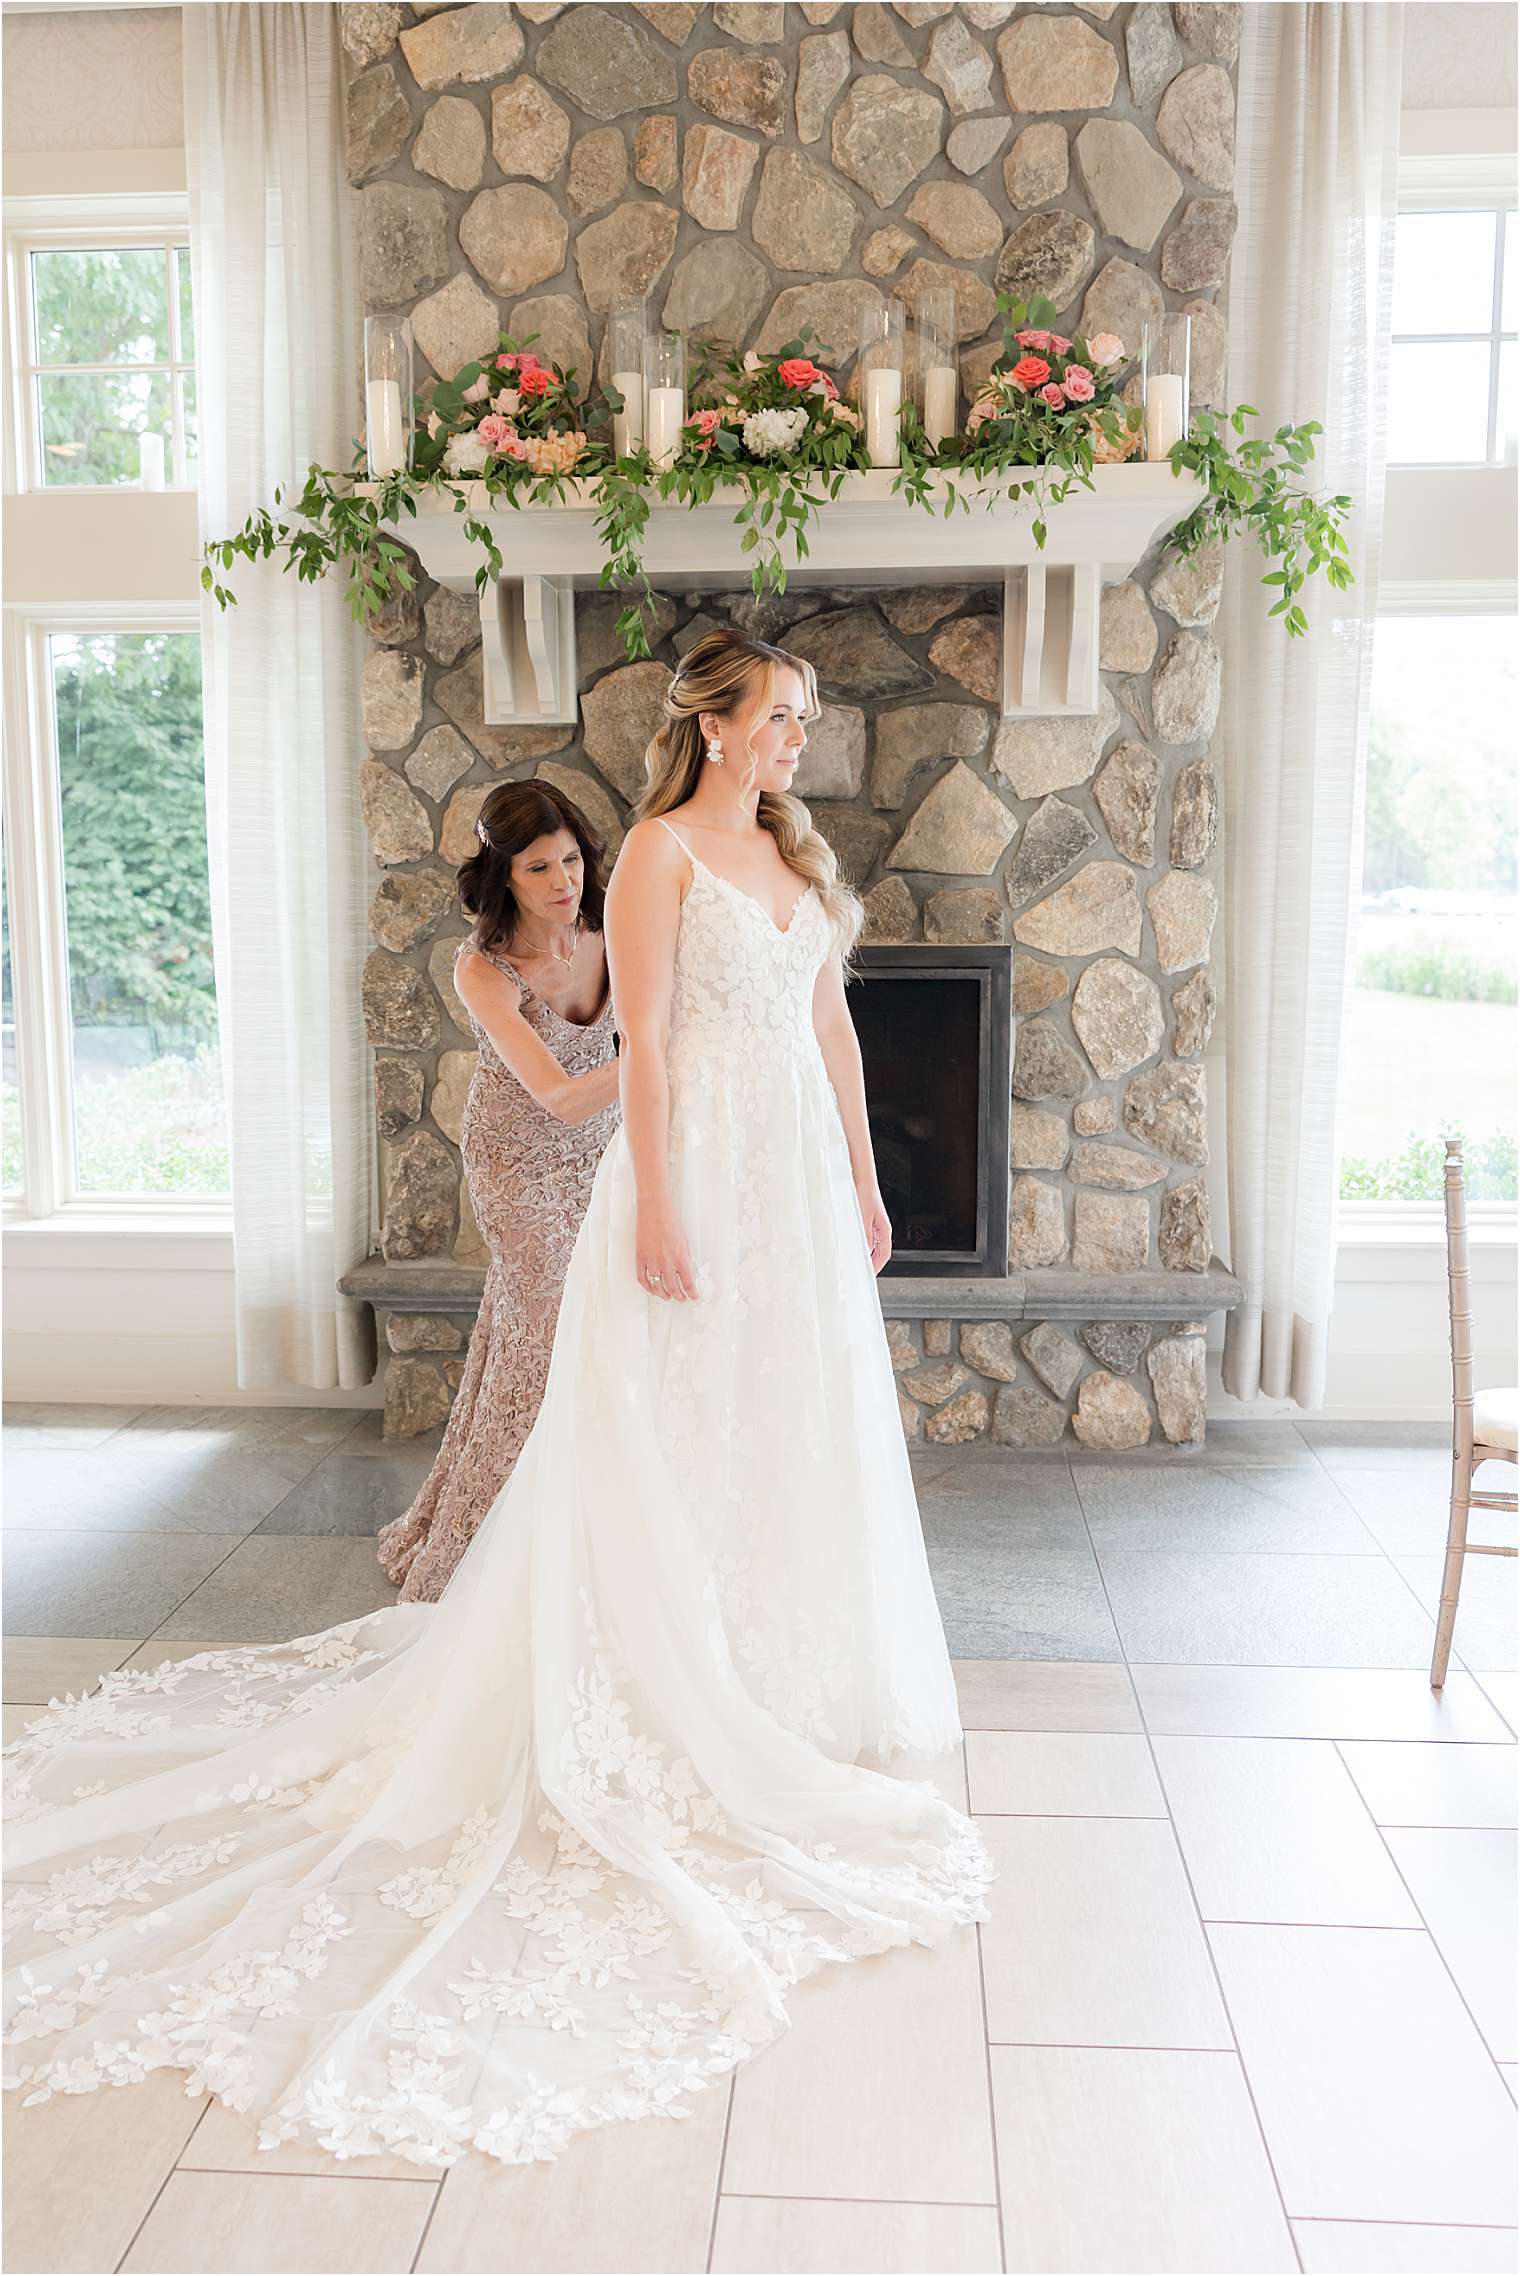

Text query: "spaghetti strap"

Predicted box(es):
[654, 815, 693, 867]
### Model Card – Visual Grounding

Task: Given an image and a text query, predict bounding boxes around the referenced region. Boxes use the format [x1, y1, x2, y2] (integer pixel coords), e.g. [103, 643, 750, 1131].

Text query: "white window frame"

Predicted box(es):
[1336, 140, 1518, 1248]
[3, 191, 195, 499]
[1388, 146, 1517, 473]
[2, 598, 230, 1232]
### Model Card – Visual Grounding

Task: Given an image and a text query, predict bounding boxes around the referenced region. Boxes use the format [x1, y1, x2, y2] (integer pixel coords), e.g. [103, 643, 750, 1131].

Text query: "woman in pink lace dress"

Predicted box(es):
[377, 780, 621, 1602]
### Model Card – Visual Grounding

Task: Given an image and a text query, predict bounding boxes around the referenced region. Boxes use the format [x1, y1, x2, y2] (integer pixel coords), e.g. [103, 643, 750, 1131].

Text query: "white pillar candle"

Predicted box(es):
[611, 368, 645, 457]
[138, 430, 165, 490]
[1145, 373, 1186, 462]
[646, 384, 684, 470]
[864, 366, 903, 468]
[366, 379, 405, 476]
[923, 364, 957, 449]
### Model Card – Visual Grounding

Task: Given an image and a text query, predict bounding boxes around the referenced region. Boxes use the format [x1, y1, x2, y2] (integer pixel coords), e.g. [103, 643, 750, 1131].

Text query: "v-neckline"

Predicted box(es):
[482, 945, 612, 1029]
[674, 836, 812, 939]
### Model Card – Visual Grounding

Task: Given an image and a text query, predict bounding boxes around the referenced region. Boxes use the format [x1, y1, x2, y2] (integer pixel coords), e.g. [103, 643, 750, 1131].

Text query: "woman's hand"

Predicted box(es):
[857, 1180, 893, 1274]
[635, 1203, 699, 1302]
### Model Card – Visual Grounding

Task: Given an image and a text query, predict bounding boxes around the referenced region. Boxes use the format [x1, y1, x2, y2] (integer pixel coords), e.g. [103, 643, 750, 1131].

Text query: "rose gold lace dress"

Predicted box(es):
[376, 942, 620, 1602]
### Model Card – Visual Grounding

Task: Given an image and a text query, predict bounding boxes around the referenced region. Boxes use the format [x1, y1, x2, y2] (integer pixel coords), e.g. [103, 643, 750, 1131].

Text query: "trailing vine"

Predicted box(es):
[203, 308, 1353, 659]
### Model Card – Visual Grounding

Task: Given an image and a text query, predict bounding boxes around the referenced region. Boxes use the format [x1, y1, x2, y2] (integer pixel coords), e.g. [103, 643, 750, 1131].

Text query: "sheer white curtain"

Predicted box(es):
[184, 5, 375, 1390]
[1217, 2, 1403, 1407]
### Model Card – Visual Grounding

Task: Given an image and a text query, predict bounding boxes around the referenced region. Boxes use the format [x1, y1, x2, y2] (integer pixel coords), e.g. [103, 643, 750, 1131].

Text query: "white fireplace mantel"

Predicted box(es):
[380, 464, 1207, 727]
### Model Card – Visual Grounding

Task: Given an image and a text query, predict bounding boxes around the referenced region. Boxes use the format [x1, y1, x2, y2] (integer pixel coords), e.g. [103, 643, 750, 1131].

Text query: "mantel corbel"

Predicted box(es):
[383, 466, 1207, 728]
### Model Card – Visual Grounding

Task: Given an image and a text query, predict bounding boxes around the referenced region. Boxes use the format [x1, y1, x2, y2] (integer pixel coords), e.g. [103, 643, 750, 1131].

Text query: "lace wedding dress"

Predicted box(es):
[3, 822, 994, 2171]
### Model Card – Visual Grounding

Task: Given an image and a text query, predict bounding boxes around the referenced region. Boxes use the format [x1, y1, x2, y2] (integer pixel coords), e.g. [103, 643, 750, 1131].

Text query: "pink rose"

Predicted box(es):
[1061, 365, 1096, 403]
[1039, 382, 1067, 410]
[476, 414, 517, 452]
[1086, 332, 1125, 366]
[685, 406, 722, 433]
[1049, 335, 1072, 355]
[966, 393, 999, 431]
[1009, 354, 1052, 392]
[1016, 328, 1052, 352]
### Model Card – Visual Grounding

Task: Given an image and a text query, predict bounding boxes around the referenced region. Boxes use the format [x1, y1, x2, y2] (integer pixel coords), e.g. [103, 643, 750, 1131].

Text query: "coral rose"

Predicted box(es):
[517, 365, 553, 398]
[1009, 354, 1052, 391]
[778, 358, 822, 390]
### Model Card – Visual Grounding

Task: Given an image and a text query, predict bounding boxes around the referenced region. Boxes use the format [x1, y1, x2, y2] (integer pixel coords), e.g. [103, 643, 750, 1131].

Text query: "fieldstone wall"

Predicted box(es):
[345, 0, 1239, 1449]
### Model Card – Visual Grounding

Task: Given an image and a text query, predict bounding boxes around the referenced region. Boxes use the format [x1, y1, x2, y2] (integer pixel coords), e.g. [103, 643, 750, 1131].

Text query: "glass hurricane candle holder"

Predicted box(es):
[858, 302, 906, 469]
[643, 328, 686, 471]
[1141, 314, 1191, 463]
[916, 289, 958, 452]
[609, 297, 647, 458]
[364, 315, 413, 480]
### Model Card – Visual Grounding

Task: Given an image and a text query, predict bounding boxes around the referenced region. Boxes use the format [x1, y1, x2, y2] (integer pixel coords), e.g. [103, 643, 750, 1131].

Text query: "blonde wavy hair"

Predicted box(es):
[634, 625, 865, 967]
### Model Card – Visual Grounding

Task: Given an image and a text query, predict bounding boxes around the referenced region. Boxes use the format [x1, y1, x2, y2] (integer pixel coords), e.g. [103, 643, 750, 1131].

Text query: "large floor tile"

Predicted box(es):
[1210, 1921, 1518, 2224]
[722, 1930, 995, 2203]
[920, 1461, 1086, 1524]
[2, 1530, 233, 1639]
[1383, 1827, 1517, 2061]
[1097, 1549, 1440, 1667]
[991, 2044, 1296, 2274]
[711, 2198, 1001, 2275]
[1, 1636, 141, 1703]
[926, 1536, 1123, 1662]
[118, 2169, 436, 2274]
[1154, 1735, 1421, 1926]
[976, 1814, 1231, 2049]
[1394, 1553, 1519, 1672]
[1330, 1466, 1518, 1557]
[966, 1729, 1165, 1817]
[953, 1657, 1142, 1731]
[2, 2070, 208, 2275]
[1477, 1670, 1520, 1734]
[114, 1403, 359, 1458]
[3, 1444, 302, 1537]
[179, 2095, 425, 2182]
[1339, 1739, 1518, 1829]
[418, 2087, 729, 2273]
[917, 1494, 1088, 1552]
[1131, 1662, 1514, 1742]
[1076, 1463, 1379, 1553]
[148, 1535, 399, 1643]
[251, 1453, 430, 1537]
[1297, 1421, 1452, 1465]
[2, 1402, 143, 1448]
[1081, 1420, 1319, 1469]
[1293, 2217, 1520, 2272]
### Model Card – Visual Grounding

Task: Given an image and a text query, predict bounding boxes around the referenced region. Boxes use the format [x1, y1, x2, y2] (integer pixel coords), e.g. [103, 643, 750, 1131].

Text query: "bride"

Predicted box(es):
[3, 627, 994, 2171]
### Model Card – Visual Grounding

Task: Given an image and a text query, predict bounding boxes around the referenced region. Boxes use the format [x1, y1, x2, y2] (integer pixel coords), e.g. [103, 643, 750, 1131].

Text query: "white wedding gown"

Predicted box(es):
[3, 824, 994, 2170]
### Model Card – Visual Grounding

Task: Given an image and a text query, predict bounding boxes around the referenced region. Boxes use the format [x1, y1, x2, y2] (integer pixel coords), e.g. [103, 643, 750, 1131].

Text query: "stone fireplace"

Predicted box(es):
[343, 0, 1246, 1450]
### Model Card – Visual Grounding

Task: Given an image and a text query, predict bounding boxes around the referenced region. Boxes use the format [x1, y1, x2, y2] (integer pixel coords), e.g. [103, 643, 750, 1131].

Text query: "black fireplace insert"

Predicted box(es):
[845, 945, 1013, 1279]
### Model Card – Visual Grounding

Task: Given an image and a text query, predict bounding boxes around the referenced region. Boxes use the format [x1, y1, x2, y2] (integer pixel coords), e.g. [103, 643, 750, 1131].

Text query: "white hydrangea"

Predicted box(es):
[742, 406, 809, 458]
[444, 431, 491, 475]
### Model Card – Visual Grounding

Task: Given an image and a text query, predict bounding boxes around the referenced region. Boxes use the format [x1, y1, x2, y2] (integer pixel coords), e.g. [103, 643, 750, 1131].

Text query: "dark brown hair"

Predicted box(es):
[457, 779, 608, 953]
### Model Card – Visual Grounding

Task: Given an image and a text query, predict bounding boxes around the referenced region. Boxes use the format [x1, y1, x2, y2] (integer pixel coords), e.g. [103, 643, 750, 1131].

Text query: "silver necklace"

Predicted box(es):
[510, 915, 581, 968]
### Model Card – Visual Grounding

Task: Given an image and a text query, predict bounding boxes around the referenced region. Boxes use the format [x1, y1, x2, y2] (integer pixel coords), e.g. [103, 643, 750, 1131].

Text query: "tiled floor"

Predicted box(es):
[2, 1405, 1516, 2274]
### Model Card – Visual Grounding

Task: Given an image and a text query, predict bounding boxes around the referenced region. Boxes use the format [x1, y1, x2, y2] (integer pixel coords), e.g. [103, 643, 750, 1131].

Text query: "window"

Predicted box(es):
[1338, 613, 1517, 1206]
[7, 211, 196, 491]
[1388, 204, 1516, 466]
[3, 614, 229, 1211]
[2, 846, 19, 1196]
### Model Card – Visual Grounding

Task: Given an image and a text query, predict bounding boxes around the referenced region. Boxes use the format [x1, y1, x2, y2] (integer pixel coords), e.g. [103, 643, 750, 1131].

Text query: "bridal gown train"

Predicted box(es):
[2, 824, 994, 2170]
